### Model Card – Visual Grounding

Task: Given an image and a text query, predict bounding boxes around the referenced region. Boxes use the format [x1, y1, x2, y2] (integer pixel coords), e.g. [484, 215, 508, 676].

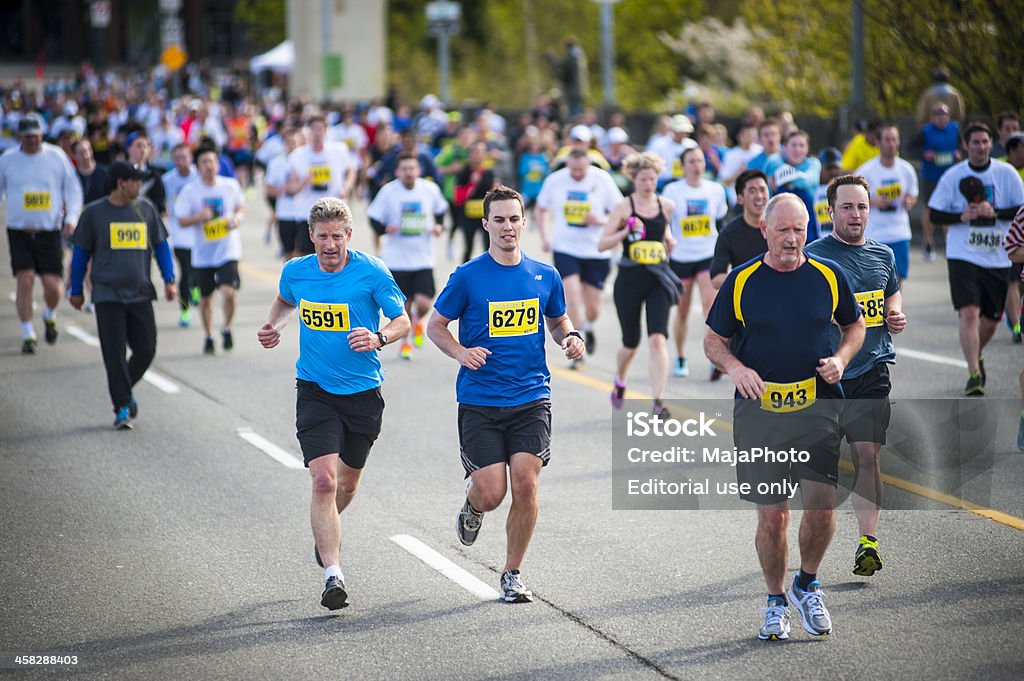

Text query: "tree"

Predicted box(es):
[235, 0, 286, 54]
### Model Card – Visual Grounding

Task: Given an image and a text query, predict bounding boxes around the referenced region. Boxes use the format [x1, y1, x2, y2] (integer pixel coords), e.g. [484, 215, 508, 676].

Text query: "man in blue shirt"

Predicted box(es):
[806, 175, 907, 578]
[428, 186, 586, 603]
[257, 197, 410, 611]
[705, 193, 865, 641]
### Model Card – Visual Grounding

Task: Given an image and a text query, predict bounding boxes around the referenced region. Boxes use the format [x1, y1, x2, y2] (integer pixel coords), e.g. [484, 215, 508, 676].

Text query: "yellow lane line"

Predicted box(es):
[238, 261, 281, 284]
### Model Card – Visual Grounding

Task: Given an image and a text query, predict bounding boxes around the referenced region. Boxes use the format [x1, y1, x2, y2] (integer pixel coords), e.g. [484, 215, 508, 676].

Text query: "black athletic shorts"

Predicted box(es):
[457, 399, 551, 477]
[553, 252, 611, 290]
[670, 257, 712, 282]
[947, 259, 1009, 320]
[732, 400, 842, 505]
[392, 268, 436, 299]
[194, 261, 241, 296]
[840, 363, 893, 445]
[277, 218, 299, 254]
[293, 220, 315, 256]
[295, 380, 384, 468]
[1011, 262, 1023, 285]
[613, 265, 673, 348]
[8, 229, 63, 276]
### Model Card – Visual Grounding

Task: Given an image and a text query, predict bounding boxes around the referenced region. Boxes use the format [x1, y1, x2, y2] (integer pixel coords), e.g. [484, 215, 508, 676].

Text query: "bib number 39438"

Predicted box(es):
[300, 300, 350, 332]
[488, 298, 540, 337]
[761, 377, 816, 413]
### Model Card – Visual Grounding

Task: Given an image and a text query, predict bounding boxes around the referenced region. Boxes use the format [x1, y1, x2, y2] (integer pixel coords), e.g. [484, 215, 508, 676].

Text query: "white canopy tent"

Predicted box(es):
[250, 40, 294, 74]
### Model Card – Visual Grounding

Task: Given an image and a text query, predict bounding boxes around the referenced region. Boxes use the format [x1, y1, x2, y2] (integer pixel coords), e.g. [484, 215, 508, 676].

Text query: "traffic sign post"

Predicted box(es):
[425, 1, 461, 104]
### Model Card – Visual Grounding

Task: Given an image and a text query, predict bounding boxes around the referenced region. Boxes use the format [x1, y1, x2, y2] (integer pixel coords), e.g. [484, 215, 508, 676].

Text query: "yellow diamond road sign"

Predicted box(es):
[161, 45, 187, 72]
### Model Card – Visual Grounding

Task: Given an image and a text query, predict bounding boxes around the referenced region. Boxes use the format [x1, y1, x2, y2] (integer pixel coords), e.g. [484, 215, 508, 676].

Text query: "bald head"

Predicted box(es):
[761, 194, 808, 270]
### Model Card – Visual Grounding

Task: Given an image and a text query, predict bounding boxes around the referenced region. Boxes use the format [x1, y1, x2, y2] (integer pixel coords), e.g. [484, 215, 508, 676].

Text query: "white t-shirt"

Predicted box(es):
[288, 142, 355, 218]
[161, 166, 199, 249]
[265, 154, 301, 221]
[174, 177, 245, 268]
[647, 135, 699, 182]
[537, 166, 623, 259]
[856, 156, 919, 244]
[0, 143, 83, 229]
[928, 159, 1024, 268]
[367, 178, 448, 271]
[661, 178, 728, 262]
[719, 143, 764, 203]
[329, 123, 369, 158]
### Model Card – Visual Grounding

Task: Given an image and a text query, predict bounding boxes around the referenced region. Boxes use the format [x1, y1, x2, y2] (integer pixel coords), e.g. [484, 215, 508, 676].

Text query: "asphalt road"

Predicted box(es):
[1, 189, 1021, 680]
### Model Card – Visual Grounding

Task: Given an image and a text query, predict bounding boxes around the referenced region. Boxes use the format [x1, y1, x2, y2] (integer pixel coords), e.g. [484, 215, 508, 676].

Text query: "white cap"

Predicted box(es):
[420, 93, 440, 110]
[608, 127, 628, 144]
[671, 114, 694, 133]
[569, 124, 593, 142]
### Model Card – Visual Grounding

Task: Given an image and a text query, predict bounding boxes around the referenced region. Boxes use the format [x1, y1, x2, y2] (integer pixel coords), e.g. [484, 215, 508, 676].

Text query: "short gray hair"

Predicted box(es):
[763, 193, 807, 225]
[308, 197, 353, 232]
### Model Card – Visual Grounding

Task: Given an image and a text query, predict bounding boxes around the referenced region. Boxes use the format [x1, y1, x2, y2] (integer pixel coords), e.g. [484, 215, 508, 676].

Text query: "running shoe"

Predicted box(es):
[978, 356, 986, 386]
[21, 337, 36, 355]
[203, 337, 216, 355]
[1013, 329, 1022, 344]
[709, 365, 723, 382]
[190, 287, 201, 306]
[456, 496, 483, 546]
[128, 395, 138, 419]
[654, 401, 672, 420]
[964, 373, 984, 397]
[923, 243, 936, 262]
[399, 343, 413, 360]
[44, 318, 58, 344]
[179, 308, 191, 327]
[413, 321, 426, 348]
[113, 406, 133, 431]
[500, 569, 533, 603]
[320, 574, 349, 610]
[584, 329, 595, 355]
[758, 600, 791, 641]
[1017, 412, 1024, 452]
[852, 536, 883, 576]
[222, 330, 234, 351]
[610, 381, 626, 410]
[787, 578, 832, 636]
[673, 357, 689, 377]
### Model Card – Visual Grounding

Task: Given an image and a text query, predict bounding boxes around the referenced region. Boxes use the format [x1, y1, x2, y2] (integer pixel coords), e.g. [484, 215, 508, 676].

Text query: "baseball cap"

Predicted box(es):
[671, 114, 694, 134]
[608, 127, 629, 144]
[17, 114, 43, 136]
[818, 147, 842, 167]
[569, 125, 593, 143]
[107, 161, 146, 187]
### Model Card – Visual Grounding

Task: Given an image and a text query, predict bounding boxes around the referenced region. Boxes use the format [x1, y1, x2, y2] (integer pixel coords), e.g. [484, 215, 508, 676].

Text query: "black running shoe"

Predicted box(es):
[978, 356, 986, 386]
[22, 338, 36, 355]
[44, 318, 58, 344]
[222, 329, 234, 351]
[128, 395, 138, 419]
[203, 337, 216, 355]
[321, 575, 349, 610]
[584, 329, 595, 355]
[964, 373, 984, 397]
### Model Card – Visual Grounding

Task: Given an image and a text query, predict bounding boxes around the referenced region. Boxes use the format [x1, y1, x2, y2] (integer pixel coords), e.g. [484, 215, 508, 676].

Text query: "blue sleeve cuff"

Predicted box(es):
[70, 246, 91, 296]
[154, 240, 176, 283]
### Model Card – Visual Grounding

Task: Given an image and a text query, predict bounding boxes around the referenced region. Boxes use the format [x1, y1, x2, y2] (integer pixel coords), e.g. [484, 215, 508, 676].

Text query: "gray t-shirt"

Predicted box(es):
[804, 234, 899, 379]
[73, 197, 168, 305]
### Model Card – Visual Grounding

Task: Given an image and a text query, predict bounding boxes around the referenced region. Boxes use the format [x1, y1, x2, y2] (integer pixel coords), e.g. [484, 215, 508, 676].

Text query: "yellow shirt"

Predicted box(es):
[841, 134, 879, 171]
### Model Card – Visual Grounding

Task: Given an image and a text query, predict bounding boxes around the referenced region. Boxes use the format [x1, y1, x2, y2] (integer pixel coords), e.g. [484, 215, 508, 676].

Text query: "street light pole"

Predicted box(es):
[597, 0, 618, 110]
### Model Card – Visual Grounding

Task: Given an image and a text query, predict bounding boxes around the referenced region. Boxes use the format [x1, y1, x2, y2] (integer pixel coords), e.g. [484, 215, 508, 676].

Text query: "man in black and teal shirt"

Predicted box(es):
[806, 175, 906, 579]
[257, 197, 410, 611]
[428, 186, 586, 604]
[705, 193, 865, 641]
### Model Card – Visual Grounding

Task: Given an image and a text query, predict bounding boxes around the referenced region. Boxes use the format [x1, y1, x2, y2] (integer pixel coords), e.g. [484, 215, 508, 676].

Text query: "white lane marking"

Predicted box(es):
[66, 324, 181, 393]
[236, 427, 305, 470]
[390, 534, 500, 600]
[897, 347, 969, 369]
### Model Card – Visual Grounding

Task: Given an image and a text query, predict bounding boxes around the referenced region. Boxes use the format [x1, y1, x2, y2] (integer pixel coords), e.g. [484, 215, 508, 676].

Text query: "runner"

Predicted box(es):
[68, 161, 177, 429]
[428, 185, 585, 603]
[805, 175, 906, 577]
[0, 114, 83, 354]
[265, 126, 305, 259]
[367, 151, 448, 359]
[927, 122, 1024, 395]
[710, 169, 770, 290]
[536, 148, 622, 367]
[912, 103, 960, 261]
[598, 152, 679, 416]
[647, 115, 698, 191]
[855, 123, 919, 282]
[257, 197, 410, 611]
[161, 143, 199, 326]
[704, 193, 865, 641]
[1004, 207, 1024, 449]
[173, 146, 246, 355]
[662, 146, 727, 379]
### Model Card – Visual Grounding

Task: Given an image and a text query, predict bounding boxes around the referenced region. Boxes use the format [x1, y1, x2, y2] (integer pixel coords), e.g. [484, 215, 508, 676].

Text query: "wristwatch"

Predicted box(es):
[567, 330, 584, 344]
[375, 331, 388, 350]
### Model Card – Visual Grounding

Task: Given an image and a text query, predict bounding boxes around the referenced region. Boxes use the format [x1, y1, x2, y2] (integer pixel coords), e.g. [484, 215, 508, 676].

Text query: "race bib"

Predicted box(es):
[934, 152, 954, 166]
[309, 164, 331, 189]
[855, 289, 885, 327]
[563, 200, 590, 227]
[488, 298, 540, 337]
[299, 300, 350, 332]
[761, 377, 816, 413]
[23, 192, 50, 211]
[680, 214, 711, 237]
[526, 168, 544, 182]
[672, 159, 683, 178]
[109, 222, 147, 250]
[465, 199, 485, 219]
[202, 217, 230, 241]
[876, 183, 902, 202]
[966, 227, 1001, 253]
[399, 213, 430, 235]
[815, 200, 831, 227]
[628, 240, 667, 265]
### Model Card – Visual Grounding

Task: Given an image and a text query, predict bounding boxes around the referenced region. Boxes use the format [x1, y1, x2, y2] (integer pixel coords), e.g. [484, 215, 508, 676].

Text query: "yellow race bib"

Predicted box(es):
[109, 222, 147, 250]
[299, 300, 350, 332]
[488, 298, 540, 337]
[876, 183, 902, 202]
[563, 200, 590, 227]
[465, 199, 485, 220]
[815, 200, 831, 226]
[855, 289, 885, 327]
[23, 192, 51, 211]
[628, 240, 667, 265]
[309, 164, 331, 188]
[399, 213, 430, 235]
[202, 217, 230, 241]
[680, 214, 711, 237]
[672, 159, 683, 178]
[761, 377, 816, 413]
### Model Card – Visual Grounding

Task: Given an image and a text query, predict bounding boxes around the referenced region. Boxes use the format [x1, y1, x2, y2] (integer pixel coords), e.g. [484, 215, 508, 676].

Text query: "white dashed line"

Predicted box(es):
[236, 427, 305, 470]
[65, 324, 100, 347]
[390, 534, 500, 600]
[897, 347, 969, 369]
